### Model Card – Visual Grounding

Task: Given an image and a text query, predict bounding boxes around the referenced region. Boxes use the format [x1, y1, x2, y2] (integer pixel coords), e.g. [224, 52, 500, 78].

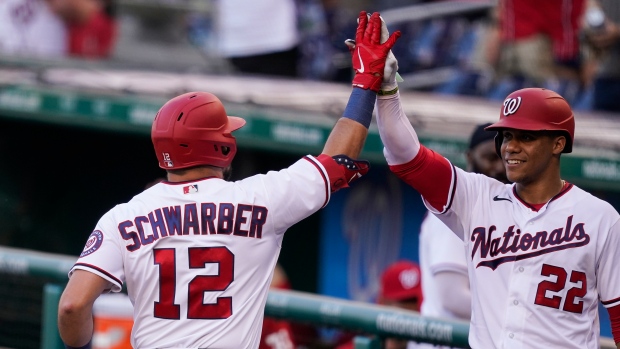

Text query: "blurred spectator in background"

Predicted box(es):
[583, 0, 620, 112]
[216, 0, 300, 77]
[378, 260, 423, 313]
[0, 0, 67, 57]
[48, 0, 117, 58]
[417, 123, 507, 349]
[491, 0, 586, 95]
[337, 260, 423, 349]
[260, 264, 296, 349]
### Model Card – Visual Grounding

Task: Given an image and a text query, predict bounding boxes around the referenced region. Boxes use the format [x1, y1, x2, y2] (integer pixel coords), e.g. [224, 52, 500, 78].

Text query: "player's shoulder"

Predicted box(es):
[235, 155, 321, 185]
[568, 184, 620, 217]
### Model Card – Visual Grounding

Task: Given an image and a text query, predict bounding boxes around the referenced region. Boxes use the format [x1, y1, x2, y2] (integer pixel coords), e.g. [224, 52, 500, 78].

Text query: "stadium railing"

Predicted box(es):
[0, 246, 616, 349]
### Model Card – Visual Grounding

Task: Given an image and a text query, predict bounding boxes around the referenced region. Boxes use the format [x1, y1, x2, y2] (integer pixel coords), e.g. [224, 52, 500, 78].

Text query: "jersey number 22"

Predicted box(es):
[534, 263, 587, 314]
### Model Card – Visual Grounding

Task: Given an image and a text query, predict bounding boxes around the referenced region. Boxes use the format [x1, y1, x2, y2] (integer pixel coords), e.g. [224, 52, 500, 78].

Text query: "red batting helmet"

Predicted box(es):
[485, 88, 575, 157]
[151, 92, 246, 170]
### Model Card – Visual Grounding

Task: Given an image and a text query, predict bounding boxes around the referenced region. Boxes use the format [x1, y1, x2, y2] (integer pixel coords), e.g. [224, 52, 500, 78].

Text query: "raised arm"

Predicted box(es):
[321, 11, 400, 158]
[373, 19, 454, 213]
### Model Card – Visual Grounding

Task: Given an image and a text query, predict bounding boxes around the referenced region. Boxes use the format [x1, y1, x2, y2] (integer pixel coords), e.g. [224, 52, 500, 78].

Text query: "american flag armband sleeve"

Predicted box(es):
[316, 154, 370, 192]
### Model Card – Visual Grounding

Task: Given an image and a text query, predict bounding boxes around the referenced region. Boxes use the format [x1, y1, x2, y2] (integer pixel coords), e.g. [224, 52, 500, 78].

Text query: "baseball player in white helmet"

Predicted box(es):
[365, 12, 620, 349]
[57, 11, 401, 349]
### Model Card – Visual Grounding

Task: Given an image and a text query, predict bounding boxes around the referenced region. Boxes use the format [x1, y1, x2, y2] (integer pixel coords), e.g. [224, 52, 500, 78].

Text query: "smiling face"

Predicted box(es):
[500, 129, 566, 185]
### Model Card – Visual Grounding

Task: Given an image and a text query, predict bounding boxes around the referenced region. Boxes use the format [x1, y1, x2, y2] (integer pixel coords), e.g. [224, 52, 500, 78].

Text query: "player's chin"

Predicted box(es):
[505, 168, 523, 183]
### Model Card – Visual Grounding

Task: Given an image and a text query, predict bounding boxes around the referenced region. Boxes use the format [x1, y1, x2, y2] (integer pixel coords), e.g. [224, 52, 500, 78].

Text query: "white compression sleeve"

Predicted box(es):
[376, 92, 421, 165]
[434, 271, 472, 320]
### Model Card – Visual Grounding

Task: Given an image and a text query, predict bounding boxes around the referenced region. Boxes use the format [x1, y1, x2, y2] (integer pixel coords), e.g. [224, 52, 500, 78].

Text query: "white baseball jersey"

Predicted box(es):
[419, 212, 468, 320]
[71, 155, 334, 349]
[426, 167, 620, 349]
[0, 0, 67, 56]
[377, 90, 620, 349]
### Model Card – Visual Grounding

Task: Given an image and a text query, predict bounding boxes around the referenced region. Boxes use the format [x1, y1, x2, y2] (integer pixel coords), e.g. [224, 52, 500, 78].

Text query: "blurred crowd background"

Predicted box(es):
[1, 0, 619, 112]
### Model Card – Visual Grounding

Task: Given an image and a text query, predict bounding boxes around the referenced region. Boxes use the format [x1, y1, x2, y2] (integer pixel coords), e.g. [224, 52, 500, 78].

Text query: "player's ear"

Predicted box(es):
[552, 134, 566, 155]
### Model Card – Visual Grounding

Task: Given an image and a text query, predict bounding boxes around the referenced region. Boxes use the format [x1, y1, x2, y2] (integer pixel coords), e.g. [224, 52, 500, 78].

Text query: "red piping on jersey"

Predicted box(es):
[603, 296, 620, 306]
[304, 156, 329, 208]
[512, 181, 573, 212]
[608, 304, 620, 344]
[161, 176, 219, 185]
[74, 262, 123, 288]
[389, 145, 455, 213]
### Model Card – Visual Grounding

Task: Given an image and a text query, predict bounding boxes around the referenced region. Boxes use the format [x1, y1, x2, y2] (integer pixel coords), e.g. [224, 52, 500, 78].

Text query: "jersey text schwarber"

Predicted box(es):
[119, 203, 268, 251]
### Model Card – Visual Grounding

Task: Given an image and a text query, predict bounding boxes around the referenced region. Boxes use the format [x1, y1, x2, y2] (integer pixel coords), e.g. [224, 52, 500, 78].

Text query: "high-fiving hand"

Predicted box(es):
[350, 11, 401, 92]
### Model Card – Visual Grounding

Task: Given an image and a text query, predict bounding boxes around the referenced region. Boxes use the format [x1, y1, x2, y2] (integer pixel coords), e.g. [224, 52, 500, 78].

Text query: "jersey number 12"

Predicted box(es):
[153, 246, 234, 320]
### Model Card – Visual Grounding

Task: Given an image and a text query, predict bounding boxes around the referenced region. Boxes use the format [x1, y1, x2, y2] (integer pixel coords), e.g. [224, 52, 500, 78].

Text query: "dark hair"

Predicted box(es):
[542, 130, 570, 153]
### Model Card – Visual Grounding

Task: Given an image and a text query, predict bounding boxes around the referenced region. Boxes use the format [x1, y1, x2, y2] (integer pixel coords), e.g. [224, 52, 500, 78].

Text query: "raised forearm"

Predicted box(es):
[322, 117, 369, 158]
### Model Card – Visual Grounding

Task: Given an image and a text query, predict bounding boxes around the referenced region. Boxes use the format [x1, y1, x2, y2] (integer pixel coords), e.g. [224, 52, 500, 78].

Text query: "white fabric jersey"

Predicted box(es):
[419, 212, 468, 320]
[216, 0, 298, 57]
[428, 167, 620, 349]
[71, 156, 332, 349]
[0, 0, 67, 57]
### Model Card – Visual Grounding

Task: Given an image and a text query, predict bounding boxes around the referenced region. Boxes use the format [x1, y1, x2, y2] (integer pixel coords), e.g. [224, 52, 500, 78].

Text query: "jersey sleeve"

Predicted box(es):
[432, 168, 497, 240]
[391, 146, 489, 240]
[410, 159, 507, 240]
[242, 155, 332, 234]
[597, 218, 620, 309]
[69, 210, 124, 292]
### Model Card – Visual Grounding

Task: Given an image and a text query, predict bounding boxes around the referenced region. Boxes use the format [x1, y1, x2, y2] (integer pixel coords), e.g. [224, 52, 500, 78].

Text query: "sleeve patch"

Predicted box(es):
[80, 230, 104, 257]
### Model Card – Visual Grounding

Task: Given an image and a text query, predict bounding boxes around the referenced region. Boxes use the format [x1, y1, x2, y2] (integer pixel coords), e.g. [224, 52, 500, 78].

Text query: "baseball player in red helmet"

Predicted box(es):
[57, 12, 400, 349]
[362, 15, 620, 349]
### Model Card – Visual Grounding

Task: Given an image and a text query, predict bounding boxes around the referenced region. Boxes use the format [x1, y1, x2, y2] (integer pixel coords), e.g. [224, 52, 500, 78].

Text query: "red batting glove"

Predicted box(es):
[351, 11, 401, 92]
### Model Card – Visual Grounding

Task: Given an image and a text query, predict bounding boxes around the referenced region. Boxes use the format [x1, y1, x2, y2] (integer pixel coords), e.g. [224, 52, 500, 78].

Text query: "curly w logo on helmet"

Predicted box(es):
[503, 97, 522, 116]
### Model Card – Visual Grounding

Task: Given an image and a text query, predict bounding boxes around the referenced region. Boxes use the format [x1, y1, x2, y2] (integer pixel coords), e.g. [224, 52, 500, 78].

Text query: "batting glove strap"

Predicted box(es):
[378, 85, 399, 96]
[352, 73, 383, 93]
